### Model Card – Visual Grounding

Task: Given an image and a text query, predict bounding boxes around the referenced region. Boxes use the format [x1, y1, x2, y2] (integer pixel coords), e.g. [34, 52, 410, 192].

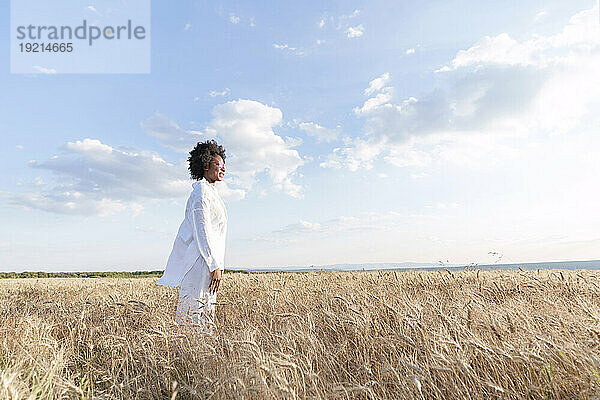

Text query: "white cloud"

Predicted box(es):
[319, 136, 385, 171]
[383, 141, 432, 168]
[206, 99, 304, 198]
[141, 100, 306, 199]
[267, 210, 430, 239]
[10, 138, 191, 216]
[336, 9, 361, 29]
[272, 43, 305, 56]
[274, 220, 322, 235]
[33, 66, 56, 74]
[87, 5, 101, 16]
[184, 23, 192, 31]
[216, 180, 246, 201]
[319, 19, 325, 28]
[364, 72, 391, 95]
[209, 88, 231, 97]
[354, 88, 395, 114]
[437, 6, 600, 72]
[435, 33, 537, 71]
[250, 212, 412, 246]
[323, 5, 600, 174]
[331, 9, 363, 38]
[229, 14, 240, 24]
[534, 10, 547, 22]
[284, 136, 303, 148]
[11, 192, 137, 217]
[346, 24, 364, 38]
[298, 122, 340, 143]
[273, 43, 294, 50]
[405, 48, 415, 55]
[15, 145, 24, 150]
[141, 113, 207, 152]
[433, 5, 600, 137]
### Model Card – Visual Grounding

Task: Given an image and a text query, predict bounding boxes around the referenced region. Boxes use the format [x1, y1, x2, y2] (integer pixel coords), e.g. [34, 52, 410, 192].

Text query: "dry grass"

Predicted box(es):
[2, 269, 600, 399]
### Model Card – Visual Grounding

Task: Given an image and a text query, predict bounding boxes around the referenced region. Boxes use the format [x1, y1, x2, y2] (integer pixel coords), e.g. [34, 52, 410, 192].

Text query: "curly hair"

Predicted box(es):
[188, 140, 227, 180]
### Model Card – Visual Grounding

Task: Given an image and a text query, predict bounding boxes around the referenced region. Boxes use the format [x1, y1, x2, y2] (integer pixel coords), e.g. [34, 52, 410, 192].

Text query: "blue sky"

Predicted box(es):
[1, 0, 599, 271]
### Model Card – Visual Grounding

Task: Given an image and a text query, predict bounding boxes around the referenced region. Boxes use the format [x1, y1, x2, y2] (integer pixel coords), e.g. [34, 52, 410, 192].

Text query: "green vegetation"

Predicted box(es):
[0, 269, 249, 279]
[0, 271, 164, 279]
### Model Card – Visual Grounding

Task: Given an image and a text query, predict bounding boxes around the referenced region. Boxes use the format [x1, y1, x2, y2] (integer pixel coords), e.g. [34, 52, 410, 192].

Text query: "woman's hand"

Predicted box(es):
[209, 268, 222, 294]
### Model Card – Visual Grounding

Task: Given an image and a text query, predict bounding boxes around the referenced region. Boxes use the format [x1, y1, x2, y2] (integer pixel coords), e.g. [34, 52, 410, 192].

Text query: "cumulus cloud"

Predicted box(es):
[436, 6, 600, 72]
[10, 98, 305, 216]
[206, 99, 304, 198]
[322, 5, 600, 172]
[229, 14, 240, 24]
[33, 66, 56, 74]
[141, 113, 207, 152]
[354, 88, 395, 114]
[10, 138, 190, 216]
[272, 43, 305, 55]
[364, 72, 391, 96]
[323, 9, 362, 40]
[346, 24, 364, 38]
[383, 141, 432, 168]
[273, 43, 296, 50]
[319, 136, 386, 171]
[215, 181, 246, 201]
[140, 100, 305, 199]
[209, 88, 231, 97]
[298, 122, 340, 143]
[434, 5, 600, 137]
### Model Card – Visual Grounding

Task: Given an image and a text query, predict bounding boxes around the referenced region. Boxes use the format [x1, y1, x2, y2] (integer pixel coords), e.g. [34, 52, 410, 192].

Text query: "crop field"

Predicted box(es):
[1, 269, 600, 399]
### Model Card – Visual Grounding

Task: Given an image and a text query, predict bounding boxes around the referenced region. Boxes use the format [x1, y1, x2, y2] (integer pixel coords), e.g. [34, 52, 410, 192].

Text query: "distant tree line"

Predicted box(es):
[0, 271, 164, 279]
[0, 269, 249, 279]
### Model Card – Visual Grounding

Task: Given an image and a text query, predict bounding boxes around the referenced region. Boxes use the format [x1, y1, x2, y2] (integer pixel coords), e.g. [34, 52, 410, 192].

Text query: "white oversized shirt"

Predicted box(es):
[156, 177, 228, 287]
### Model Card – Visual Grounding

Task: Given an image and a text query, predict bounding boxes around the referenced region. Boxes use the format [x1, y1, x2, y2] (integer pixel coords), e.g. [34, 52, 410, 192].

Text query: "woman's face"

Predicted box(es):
[204, 155, 226, 183]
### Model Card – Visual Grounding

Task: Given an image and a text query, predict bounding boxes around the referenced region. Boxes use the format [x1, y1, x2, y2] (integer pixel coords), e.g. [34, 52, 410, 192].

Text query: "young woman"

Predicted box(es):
[156, 140, 228, 335]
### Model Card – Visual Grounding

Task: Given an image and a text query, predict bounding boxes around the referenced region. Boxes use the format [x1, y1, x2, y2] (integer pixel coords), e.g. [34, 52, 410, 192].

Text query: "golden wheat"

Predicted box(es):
[1, 269, 600, 399]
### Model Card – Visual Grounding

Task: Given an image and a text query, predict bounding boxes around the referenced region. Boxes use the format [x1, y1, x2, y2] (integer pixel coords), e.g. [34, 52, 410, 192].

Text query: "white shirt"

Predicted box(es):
[156, 177, 228, 287]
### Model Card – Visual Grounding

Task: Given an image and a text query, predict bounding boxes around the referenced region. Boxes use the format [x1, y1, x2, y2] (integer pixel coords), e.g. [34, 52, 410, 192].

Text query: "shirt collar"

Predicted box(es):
[192, 177, 215, 189]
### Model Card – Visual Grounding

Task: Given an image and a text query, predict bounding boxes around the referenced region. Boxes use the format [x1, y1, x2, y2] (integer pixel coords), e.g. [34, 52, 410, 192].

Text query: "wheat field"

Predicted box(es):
[1, 269, 600, 399]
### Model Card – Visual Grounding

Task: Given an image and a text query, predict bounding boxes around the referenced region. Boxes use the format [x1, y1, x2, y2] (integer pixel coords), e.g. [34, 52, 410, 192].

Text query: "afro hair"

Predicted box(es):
[188, 139, 227, 180]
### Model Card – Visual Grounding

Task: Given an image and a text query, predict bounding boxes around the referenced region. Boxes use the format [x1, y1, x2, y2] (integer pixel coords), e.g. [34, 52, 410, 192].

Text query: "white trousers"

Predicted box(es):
[175, 257, 217, 335]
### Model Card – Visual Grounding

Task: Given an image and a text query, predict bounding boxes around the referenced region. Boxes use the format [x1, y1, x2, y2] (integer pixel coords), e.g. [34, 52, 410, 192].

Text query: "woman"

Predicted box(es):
[156, 139, 228, 336]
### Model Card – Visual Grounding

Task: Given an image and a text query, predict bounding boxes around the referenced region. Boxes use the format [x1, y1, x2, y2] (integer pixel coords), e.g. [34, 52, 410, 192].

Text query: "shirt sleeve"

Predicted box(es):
[190, 192, 221, 272]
